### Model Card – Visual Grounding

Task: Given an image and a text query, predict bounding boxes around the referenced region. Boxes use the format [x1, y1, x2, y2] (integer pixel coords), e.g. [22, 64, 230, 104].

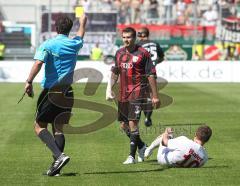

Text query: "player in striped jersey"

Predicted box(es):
[106, 27, 160, 164]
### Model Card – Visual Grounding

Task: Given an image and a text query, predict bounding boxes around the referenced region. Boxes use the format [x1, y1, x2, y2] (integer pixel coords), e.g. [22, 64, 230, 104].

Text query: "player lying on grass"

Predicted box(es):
[144, 125, 212, 168]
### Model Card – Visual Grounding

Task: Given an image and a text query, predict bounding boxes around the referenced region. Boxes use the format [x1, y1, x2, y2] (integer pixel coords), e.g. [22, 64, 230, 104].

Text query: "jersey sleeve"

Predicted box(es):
[199, 155, 208, 167]
[144, 52, 156, 77]
[73, 36, 84, 52]
[33, 42, 49, 63]
[111, 51, 120, 75]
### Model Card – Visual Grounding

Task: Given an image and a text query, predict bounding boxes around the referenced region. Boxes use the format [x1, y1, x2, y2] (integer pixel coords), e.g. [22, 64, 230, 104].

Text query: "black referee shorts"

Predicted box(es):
[36, 86, 74, 124]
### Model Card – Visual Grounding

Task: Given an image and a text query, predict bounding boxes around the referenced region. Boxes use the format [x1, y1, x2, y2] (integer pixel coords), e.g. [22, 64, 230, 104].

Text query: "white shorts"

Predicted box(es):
[157, 146, 177, 167]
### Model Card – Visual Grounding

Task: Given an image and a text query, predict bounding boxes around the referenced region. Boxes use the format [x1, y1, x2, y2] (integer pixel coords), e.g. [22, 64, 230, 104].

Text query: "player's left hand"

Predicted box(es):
[152, 97, 160, 109]
[165, 127, 173, 134]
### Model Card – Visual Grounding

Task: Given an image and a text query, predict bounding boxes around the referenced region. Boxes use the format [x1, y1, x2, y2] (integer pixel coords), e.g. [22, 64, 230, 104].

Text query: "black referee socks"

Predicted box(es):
[54, 133, 65, 152]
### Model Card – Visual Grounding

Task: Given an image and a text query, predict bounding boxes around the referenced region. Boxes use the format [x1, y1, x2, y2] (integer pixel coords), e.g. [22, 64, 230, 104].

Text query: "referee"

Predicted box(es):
[25, 14, 87, 176]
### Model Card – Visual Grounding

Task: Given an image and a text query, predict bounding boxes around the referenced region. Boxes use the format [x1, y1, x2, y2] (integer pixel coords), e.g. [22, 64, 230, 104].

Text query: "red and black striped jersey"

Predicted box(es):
[111, 45, 156, 102]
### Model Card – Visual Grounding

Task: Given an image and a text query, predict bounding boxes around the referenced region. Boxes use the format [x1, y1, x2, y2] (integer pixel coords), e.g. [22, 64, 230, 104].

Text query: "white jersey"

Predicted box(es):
[157, 136, 208, 168]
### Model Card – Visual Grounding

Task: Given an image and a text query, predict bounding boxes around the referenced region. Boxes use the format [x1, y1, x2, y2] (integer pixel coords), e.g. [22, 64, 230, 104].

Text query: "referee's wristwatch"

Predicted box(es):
[26, 80, 32, 84]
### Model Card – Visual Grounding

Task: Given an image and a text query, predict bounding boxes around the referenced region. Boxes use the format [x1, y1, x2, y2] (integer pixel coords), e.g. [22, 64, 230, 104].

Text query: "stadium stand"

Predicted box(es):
[0, 30, 33, 60]
[0, 0, 239, 60]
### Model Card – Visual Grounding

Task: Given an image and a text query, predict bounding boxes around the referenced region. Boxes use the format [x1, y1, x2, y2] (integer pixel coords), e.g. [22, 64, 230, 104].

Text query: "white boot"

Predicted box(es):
[123, 155, 136, 164]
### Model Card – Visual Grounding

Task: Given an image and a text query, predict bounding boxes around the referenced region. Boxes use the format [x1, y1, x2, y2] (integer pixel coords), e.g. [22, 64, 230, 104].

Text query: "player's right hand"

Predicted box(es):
[106, 90, 115, 101]
[25, 82, 34, 97]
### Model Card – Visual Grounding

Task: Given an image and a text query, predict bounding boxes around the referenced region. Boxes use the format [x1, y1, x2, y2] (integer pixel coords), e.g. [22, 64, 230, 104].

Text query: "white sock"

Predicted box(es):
[149, 135, 162, 151]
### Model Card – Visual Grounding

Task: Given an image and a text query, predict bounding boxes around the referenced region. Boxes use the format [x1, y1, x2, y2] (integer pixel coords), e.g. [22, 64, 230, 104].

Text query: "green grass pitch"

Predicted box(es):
[0, 83, 239, 186]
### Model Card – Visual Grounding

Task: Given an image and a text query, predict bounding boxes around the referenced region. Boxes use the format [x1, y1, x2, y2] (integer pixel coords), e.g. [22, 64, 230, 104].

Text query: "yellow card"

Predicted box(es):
[75, 6, 84, 18]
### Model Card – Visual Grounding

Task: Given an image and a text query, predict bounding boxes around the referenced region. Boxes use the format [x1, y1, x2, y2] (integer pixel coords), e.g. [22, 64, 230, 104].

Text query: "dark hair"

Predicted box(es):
[139, 27, 149, 37]
[196, 125, 212, 143]
[55, 16, 73, 35]
[122, 27, 136, 38]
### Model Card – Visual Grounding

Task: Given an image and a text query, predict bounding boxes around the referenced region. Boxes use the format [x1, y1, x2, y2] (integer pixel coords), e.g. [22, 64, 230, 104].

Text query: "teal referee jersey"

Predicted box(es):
[34, 34, 83, 88]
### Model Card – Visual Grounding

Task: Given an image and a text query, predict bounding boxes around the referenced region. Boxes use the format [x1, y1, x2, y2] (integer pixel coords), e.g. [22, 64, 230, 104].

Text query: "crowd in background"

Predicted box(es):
[0, 0, 239, 61]
[76, 0, 240, 25]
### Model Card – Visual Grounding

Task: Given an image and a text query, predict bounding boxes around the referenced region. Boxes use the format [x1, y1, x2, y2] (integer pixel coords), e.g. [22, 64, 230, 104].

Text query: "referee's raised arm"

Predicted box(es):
[76, 14, 87, 38]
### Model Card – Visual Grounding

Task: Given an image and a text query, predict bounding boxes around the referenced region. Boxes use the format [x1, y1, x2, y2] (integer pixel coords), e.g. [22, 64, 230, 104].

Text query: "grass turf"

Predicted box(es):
[0, 83, 239, 186]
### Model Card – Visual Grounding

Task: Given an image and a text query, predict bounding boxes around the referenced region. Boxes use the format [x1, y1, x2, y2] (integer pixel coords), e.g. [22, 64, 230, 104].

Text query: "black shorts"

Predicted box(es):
[36, 86, 74, 124]
[118, 100, 144, 123]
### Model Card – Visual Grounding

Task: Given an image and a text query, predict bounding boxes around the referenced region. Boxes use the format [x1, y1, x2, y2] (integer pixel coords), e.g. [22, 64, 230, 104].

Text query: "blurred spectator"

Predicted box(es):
[225, 44, 235, 60]
[221, 42, 236, 61]
[235, 0, 240, 17]
[183, 0, 193, 14]
[176, 0, 187, 24]
[113, 0, 124, 23]
[163, 0, 173, 24]
[0, 21, 4, 32]
[202, 6, 218, 26]
[192, 50, 201, 60]
[209, 0, 219, 11]
[234, 44, 240, 60]
[102, 0, 113, 11]
[148, 0, 159, 20]
[76, 0, 91, 12]
[131, 0, 141, 23]
[185, 1, 200, 25]
[113, 0, 122, 11]
[90, 43, 103, 61]
[0, 40, 5, 60]
[121, 0, 132, 24]
[219, 0, 232, 18]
